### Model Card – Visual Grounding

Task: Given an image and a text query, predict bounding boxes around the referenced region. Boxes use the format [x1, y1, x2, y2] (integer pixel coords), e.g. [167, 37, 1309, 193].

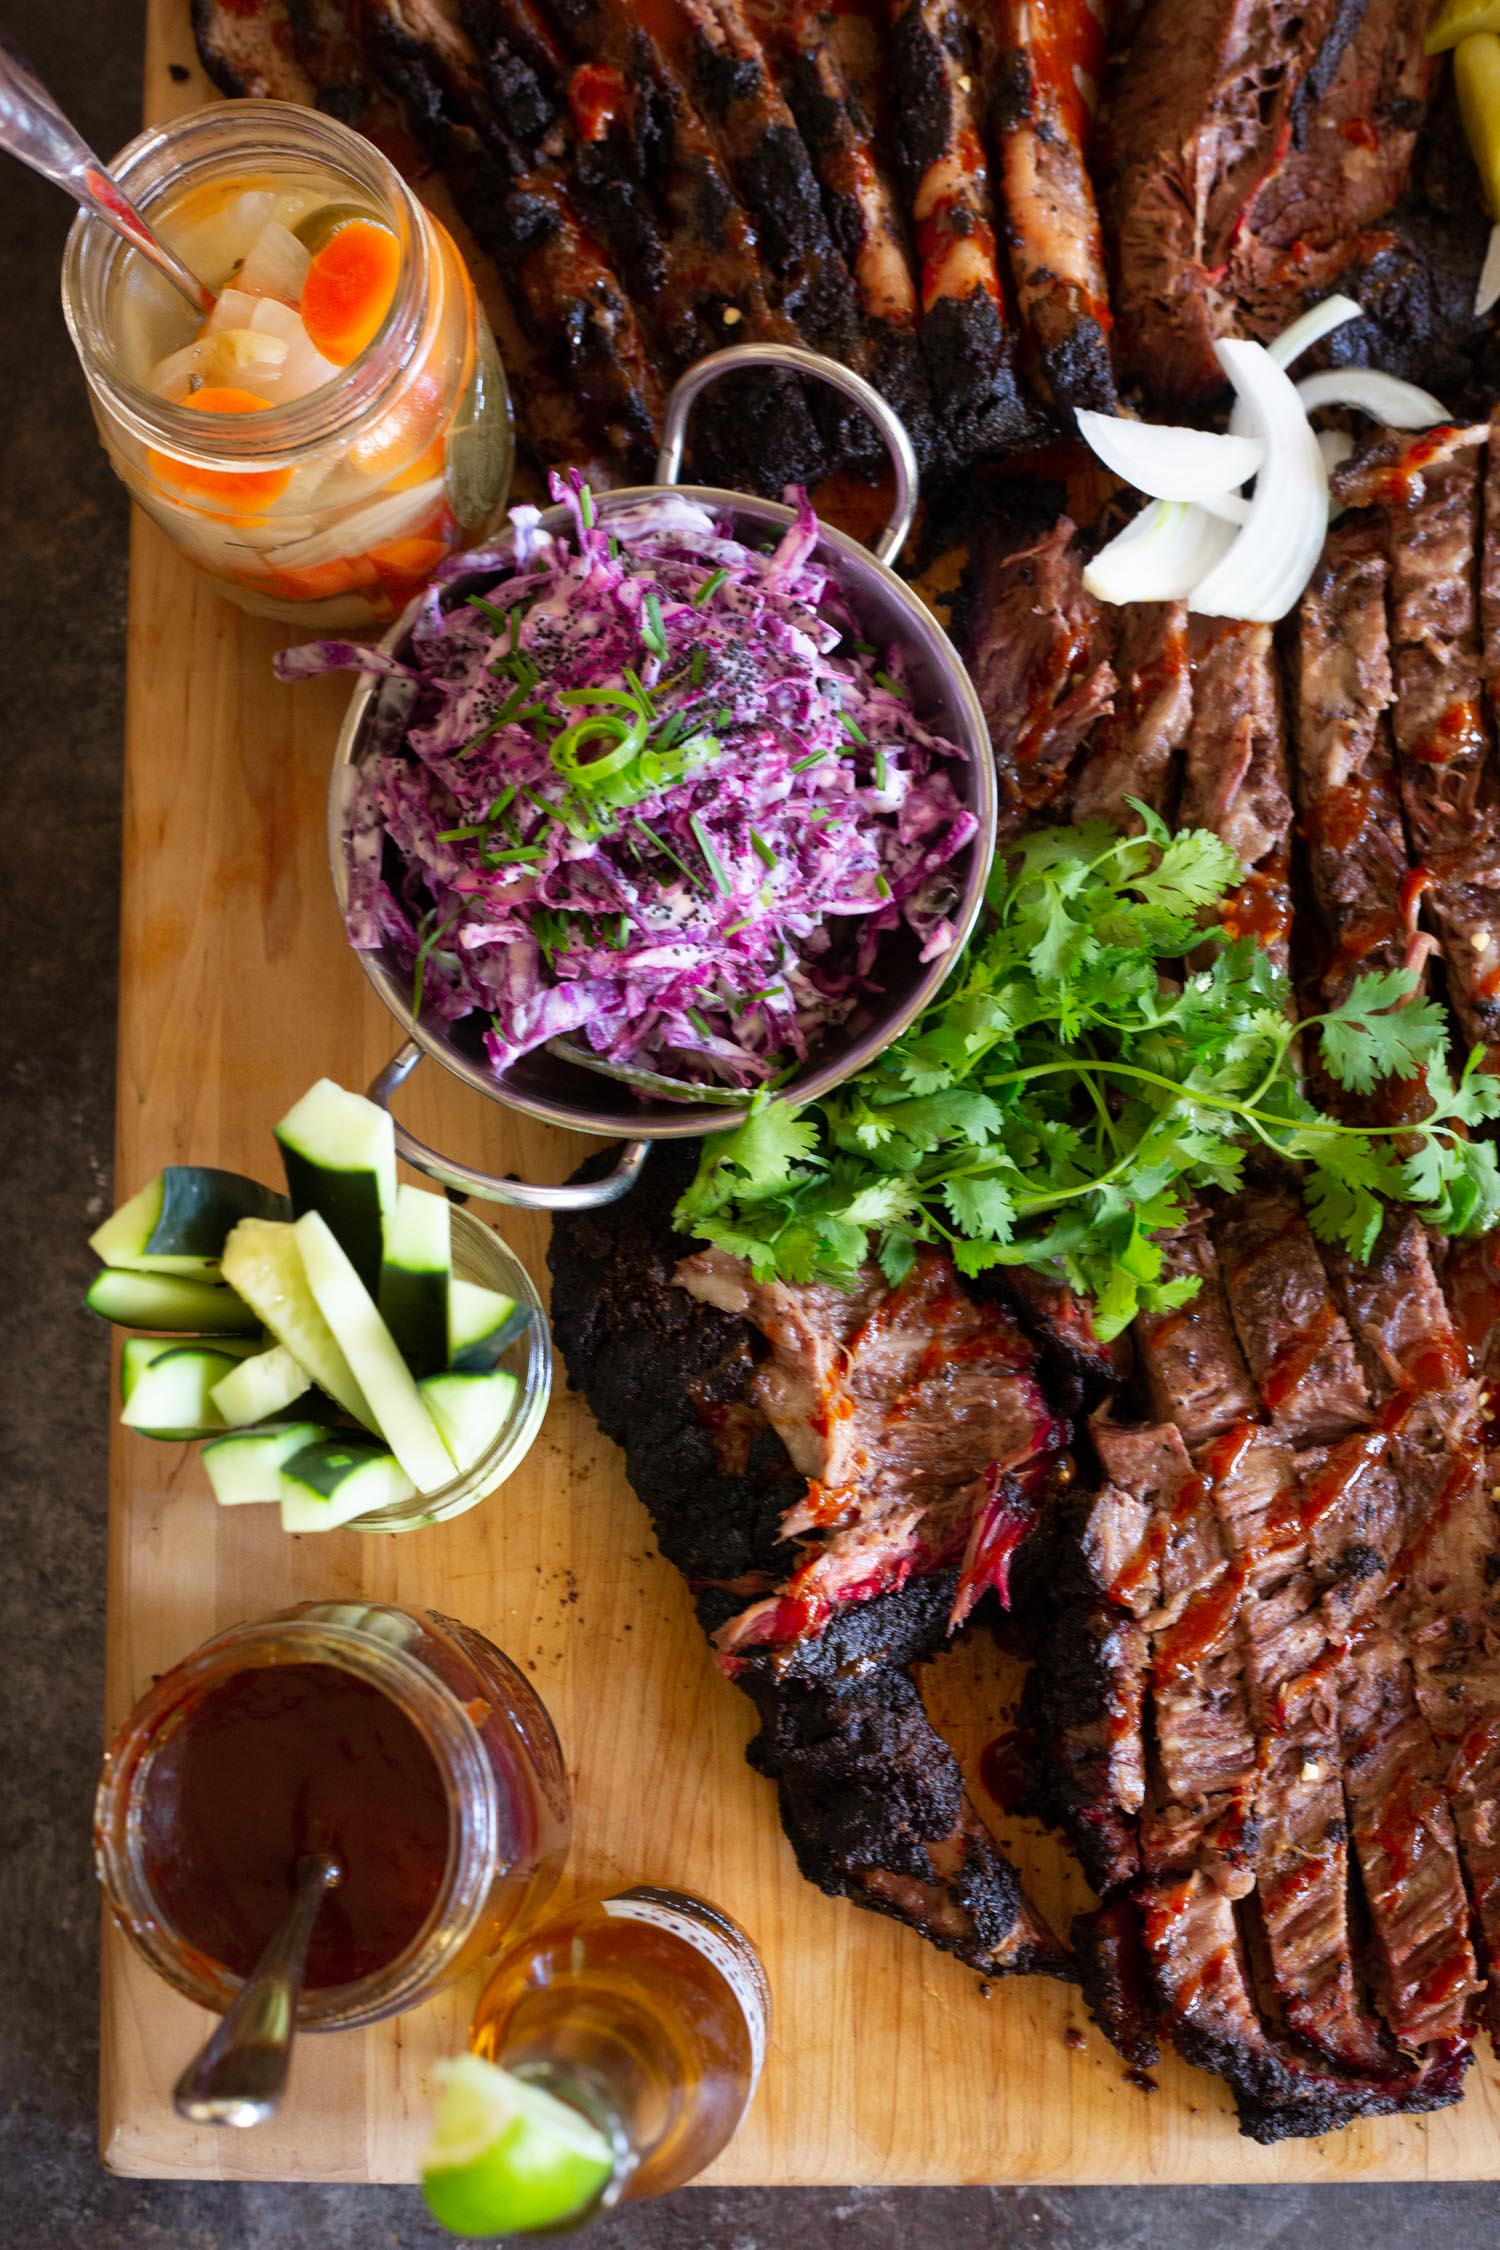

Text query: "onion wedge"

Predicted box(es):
[1075, 412, 1263, 502]
[1296, 369, 1450, 427]
[1083, 501, 1237, 606]
[1189, 340, 1328, 623]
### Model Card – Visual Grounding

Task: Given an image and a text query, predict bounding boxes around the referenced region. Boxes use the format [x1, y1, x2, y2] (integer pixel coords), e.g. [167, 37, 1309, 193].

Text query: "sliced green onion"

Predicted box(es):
[874, 748, 889, 792]
[693, 567, 728, 608]
[750, 828, 777, 870]
[789, 748, 827, 773]
[579, 485, 596, 529]
[873, 669, 907, 699]
[642, 592, 668, 662]
[686, 1006, 714, 1040]
[690, 647, 707, 686]
[550, 712, 644, 791]
[874, 873, 891, 900]
[689, 812, 732, 895]
[723, 916, 756, 937]
[841, 713, 868, 745]
[412, 901, 465, 1018]
[465, 593, 511, 631]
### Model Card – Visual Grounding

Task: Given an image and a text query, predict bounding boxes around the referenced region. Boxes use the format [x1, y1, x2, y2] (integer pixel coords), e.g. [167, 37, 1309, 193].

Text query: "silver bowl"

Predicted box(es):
[328, 343, 995, 1210]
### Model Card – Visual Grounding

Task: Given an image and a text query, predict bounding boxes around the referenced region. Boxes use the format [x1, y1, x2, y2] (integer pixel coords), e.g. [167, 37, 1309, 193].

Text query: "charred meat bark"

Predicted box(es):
[888, 0, 1037, 459]
[365, 0, 664, 472]
[977, 0, 1117, 417]
[548, 1146, 1069, 1978]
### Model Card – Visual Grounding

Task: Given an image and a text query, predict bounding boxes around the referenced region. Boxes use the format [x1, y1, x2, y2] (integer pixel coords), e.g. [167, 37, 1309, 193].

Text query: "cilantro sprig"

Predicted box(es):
[675, 810, 1500, 1338]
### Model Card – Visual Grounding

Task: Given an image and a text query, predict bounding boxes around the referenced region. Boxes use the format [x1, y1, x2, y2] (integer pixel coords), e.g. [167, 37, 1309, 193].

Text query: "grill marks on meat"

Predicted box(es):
[964, 514, 1117, 831]
[549, 1147, 1070, 1981]
[676, 1245, 1060, 1651]
[887, 0, 1036, 458]
[977, 0, 1118, 417]
[1102, 0, 1435, 400]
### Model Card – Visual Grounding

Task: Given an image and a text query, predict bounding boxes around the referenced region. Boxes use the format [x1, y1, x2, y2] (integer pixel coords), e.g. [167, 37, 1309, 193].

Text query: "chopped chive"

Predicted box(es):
[491, 845, 547, 864]
[790, 747, 826, 773]
[713, 708, 733, 729]
[608, 534, 620, 560]
[465, 593, 511, 631]
[875, 748, 889, 792]
[841, 713, 868, 745]
[690, 811, 732, 895]
[874, 669, 907, 699]
[690, 646, 707, 686]
[874, 873, 891, 900]
[579, 485, 596, 529]
[633, 817, 704, 891]
[603, 913, 631, 950]
[456, 684, 528, 758]
[642, 591, 668, 661]
[435, 821, 486, 843]
[724, 916, 756, 937]
[622, 666, 656, 711]
[850, 638, 876, 656]
[412, 901, 465, 1018]
[750, 828, 777, 870]
[693, 566, 729, 608]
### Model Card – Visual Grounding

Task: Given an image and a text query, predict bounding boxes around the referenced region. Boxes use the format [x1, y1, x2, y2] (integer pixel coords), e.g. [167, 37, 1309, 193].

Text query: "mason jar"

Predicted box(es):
[344, 1202, 551, 1535]
[95, 1603, 571, 2033]
[61, 100, 513, 627]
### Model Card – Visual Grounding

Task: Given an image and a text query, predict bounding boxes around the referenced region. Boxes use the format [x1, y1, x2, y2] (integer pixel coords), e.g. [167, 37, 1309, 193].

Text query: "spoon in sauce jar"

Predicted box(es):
[0, 31, 213, 313]
[172, 1852, 342, 2128]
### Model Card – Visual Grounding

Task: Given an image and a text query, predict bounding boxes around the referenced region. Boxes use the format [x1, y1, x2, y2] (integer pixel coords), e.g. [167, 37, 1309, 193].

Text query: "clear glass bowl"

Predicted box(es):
[344, 1201, 551, 1534]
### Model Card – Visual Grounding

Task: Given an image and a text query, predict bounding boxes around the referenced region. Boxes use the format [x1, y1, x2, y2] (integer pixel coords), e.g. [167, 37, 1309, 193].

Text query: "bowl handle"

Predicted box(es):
[654, 342, 919, 565]
[368, 1041, 651, 1210]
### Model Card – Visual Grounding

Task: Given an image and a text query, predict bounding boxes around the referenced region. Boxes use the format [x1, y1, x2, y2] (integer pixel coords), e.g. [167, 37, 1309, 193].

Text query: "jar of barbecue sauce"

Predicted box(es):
[94, 1604, 569, 2032]
[61, 101, 512, 626]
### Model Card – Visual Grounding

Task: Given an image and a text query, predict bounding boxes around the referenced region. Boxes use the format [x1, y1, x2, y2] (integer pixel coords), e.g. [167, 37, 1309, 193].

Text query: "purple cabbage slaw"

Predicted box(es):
[280, 473, 978, 1091]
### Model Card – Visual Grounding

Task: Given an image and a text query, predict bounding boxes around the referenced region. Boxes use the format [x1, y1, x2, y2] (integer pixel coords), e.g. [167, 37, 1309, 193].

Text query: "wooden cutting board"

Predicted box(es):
[100, 0, 1500, 2184]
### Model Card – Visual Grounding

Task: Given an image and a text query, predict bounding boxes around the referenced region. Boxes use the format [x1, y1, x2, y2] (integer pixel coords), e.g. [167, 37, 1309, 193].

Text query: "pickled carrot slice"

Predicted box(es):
[269, 552, 384, 601]
[300, 221, 401, 366]
[145, 388, 294, 517]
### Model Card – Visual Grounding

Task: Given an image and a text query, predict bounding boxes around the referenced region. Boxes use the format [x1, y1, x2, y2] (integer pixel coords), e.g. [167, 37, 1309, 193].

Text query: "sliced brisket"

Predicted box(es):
[1215, 1189, 1370, 1444]
[1178, 620, 1293, 968]
[1133, 1220, 1260, 1448]
[1069, 601, 1190, 830]
[977, 0, 1118, 417]
[964, 513, 1118, 831]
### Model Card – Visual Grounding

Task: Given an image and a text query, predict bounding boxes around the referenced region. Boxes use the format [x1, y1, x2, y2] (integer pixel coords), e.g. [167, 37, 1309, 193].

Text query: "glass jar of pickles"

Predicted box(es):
[61, 100, 512, 626]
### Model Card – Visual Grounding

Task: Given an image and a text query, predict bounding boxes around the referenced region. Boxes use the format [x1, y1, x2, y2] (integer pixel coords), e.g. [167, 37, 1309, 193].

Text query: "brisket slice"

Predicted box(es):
[193, 0, 317, 99]
[744, 0, 938, 467]
[963, 514, 1117, 831]
[548, 1145, 1068, 1976]
[364, 0, 664, 470]
[1069, 602, 1190, 831]
[1339, 423, 1500, 1063]
[1133, 1219, 1260, 1449]
[1292, 514, 1419, 1009]
[539, 0, 829, 491]
[976, 0, 1117, 417]
[1214, 1188, 1370, 1445]
[1102, 0, 1433, 399]
[1178, 620, 1292, 969]
[887, 0, 1037, 460]
[741, 1594, 1068, 1977]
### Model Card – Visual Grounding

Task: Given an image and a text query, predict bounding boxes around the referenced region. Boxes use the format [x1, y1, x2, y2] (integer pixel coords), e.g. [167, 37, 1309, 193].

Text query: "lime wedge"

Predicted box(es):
[421, 2055, 617, 2237]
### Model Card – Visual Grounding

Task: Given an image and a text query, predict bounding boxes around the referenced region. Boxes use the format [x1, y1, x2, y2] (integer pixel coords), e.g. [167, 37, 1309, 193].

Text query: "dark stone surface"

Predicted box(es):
[1, 4, 1498, 2243]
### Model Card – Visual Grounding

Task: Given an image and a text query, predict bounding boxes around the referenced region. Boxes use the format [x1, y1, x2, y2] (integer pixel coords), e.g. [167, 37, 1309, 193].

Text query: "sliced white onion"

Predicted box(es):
[162, 191, 277, 292]
[264, 476, 447, 571]
[1477, 223, 1500, 318]
[236, 219, 312, 307]
[1296, 368, 1450, 428]
[243, 296, 342, 403]
[1075, 410, 1264, 502]
[1083, 501, 1238, 606]
[1267, 293, 1363, 370]
[1189, 339, 1328, 623]
[147, 327, 288, 401]
[202, 286, 263, 338]
[1199, 491, 1252, 525]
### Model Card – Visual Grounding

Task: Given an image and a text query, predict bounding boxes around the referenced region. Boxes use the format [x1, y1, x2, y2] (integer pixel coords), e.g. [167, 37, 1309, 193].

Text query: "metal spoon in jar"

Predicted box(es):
[172, 1852, 342, 2128]
[0, 32, 213, 313]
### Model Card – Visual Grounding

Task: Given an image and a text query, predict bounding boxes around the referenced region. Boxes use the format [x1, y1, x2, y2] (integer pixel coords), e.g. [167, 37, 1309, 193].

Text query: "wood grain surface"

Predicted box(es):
[98, 0, 1500, 2183]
